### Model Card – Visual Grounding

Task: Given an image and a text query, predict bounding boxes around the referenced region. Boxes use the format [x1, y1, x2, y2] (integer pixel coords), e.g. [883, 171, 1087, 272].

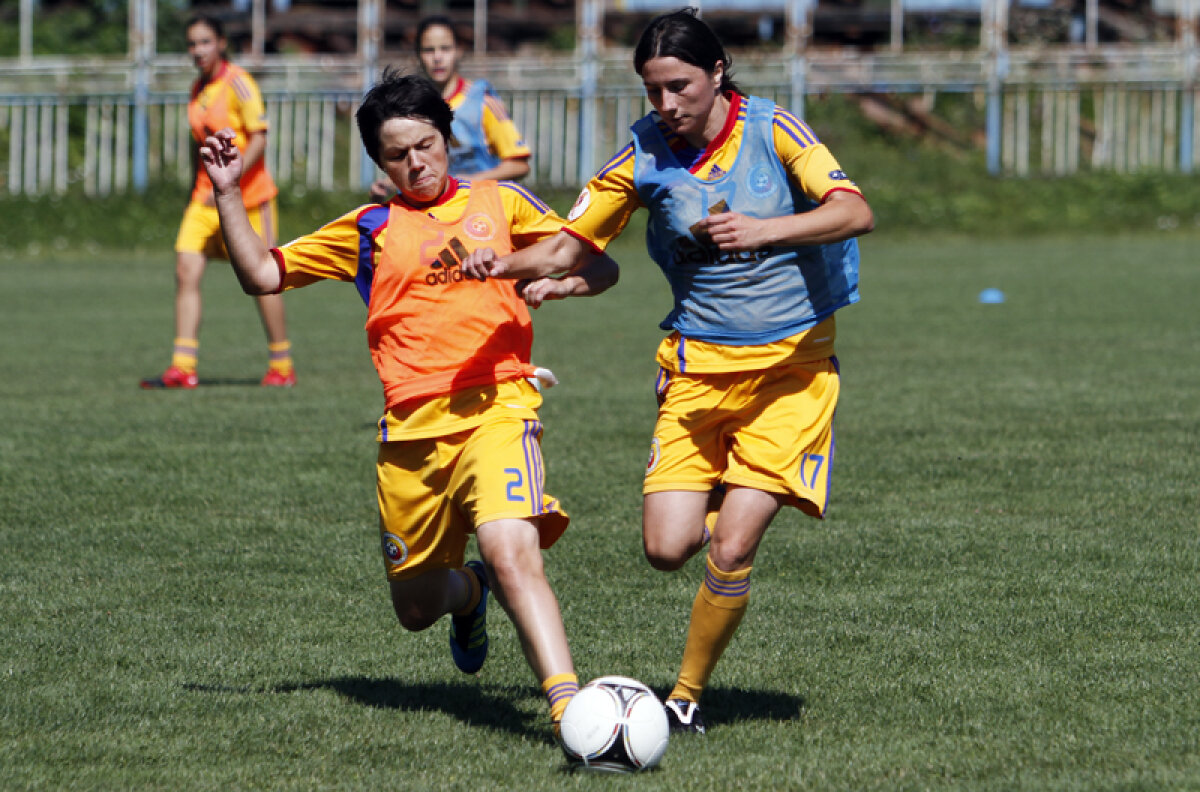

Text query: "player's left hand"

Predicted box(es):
[198, 128, 243, 196]
[693, 211, 771, 252]
[516, 277, 571, 308]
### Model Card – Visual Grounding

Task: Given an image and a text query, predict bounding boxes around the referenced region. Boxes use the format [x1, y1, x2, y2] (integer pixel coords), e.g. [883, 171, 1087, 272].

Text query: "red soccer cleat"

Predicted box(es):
[260, 368, 296, 387]
[140, 365, 198, 389]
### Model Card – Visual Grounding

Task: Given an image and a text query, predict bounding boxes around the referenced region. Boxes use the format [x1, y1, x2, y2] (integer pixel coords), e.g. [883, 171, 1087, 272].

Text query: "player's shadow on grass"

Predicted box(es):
[185, 678, 542, 738]
[194, 377, 268, 387]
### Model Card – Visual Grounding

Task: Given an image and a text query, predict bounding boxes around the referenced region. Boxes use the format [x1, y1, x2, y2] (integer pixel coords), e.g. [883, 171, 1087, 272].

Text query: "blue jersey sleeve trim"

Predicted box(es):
[354, 204, 389, 306]
[774, 109, 819, 147]
[499, 181, 551, 213]
[597, 144, 635, 179]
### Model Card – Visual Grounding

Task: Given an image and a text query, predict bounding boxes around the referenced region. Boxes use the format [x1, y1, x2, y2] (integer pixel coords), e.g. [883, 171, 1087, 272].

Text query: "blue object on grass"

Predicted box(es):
[979, 288, 1006, 304]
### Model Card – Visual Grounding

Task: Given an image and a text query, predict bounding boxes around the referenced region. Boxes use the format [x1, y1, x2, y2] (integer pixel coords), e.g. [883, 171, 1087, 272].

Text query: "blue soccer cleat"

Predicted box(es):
[449, 560, 490, 674]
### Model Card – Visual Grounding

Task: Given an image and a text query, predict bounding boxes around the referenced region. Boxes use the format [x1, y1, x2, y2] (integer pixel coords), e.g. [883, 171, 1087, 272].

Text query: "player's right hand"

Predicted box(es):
[198, 128, 243, 195]
[368, 178, 395, 203]
[460, 247, 510, 281]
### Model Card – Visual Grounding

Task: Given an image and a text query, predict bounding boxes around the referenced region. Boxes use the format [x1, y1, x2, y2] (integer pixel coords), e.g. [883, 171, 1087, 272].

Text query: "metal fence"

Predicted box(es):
[2, 48, 1199, 197]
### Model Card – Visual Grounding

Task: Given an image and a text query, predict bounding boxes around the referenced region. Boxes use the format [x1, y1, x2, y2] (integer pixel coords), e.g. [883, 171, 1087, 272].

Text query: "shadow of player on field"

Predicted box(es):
[190, 376, 270, 387]
[184, 679, 804, 737]
[191, 677, 545, 738]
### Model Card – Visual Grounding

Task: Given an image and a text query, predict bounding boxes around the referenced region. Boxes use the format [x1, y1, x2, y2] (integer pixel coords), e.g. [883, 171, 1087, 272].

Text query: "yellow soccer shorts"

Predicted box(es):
[644, 358, 841, 519]
[376, 415, 569, 581]
[174, 197, 278, 257]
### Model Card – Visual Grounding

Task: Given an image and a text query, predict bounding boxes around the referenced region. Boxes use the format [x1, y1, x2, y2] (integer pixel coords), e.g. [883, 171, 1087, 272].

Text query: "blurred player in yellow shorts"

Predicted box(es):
[175, 198, 276, 261]
[141, 14, 294, 390]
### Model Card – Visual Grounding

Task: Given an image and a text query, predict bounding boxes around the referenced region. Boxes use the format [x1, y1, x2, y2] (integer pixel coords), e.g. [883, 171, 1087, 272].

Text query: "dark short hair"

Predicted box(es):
[356, 67, 455, 167]
[415, 15, 458, 52]
[184, 14, 225, 40]
[633, 7, 739, 95]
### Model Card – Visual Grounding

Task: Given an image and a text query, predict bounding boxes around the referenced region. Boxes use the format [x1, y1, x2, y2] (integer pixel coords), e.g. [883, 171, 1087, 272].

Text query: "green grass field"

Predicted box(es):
[2, 229, 1198, 790]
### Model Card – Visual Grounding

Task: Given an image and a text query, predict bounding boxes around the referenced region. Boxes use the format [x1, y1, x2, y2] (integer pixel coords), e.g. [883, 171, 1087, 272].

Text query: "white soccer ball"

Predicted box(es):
[559, 675, 670, 772]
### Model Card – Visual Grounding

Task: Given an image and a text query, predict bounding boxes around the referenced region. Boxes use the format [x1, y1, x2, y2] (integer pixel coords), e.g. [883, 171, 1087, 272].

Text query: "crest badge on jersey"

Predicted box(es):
[747, 164, 777, 198]
[646, 437, 662, 473]
[567, 188, 592, 222]
[381, 532, 409, 566]
[462, 213, 497, 242]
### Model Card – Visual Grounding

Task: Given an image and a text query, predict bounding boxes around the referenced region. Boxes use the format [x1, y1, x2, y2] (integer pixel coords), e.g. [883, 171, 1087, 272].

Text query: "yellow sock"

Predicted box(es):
[669, 555, 751, 703]
[268, 340, 293, 374]
[702, 484, 725, 544]
[543, 672, 579, 724]
[171, 337, 198, 373]
[451, 566, 481, 617]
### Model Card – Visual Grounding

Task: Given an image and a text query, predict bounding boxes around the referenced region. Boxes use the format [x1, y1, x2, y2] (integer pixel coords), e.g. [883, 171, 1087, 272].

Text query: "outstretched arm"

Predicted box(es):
[518, 251, 619, 308]
[460, 229, 594, 282]
[200, 129, 282, 295]
[462, 157, 531, 183]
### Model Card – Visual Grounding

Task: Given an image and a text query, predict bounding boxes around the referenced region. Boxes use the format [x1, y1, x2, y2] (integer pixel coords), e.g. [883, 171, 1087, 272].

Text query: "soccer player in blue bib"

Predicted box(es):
[369, 15, 531, 201]
[461, 7, 874, 734]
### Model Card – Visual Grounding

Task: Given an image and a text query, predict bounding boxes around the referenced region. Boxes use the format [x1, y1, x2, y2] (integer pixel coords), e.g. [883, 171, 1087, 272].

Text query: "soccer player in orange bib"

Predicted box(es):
[197, 69, 618, 739]
[461, 8, 874, 734]
[141, 14, 295, 389]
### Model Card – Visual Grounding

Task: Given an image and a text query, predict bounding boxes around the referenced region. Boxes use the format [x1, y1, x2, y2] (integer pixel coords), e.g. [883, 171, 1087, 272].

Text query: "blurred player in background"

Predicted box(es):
[369, 15, 531, 201]
[460, 7, 874, 734]
[141, 14, 295, 389]
[199, 70, 618, 738]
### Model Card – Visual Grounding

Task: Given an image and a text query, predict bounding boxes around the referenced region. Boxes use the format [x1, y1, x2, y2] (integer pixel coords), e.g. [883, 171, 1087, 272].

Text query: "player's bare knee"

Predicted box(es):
[708, 537, 754, 572]
[643, 537, 689, 571]
[391, 599, 438, 632]
[646, 553, 686, 572]
[175, 253, 204, 285]
[483, 549, 541, 599]
[389, 585, 440, 632]
[479, 526, 543, 589]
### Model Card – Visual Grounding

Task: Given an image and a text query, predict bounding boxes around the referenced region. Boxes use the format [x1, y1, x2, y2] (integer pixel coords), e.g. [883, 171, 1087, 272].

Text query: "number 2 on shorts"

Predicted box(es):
[505, 467, 526, 502]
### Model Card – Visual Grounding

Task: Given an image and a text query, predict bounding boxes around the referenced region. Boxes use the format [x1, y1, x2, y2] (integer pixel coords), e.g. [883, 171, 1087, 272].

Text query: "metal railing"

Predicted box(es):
[2, 47, 1199, 196]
